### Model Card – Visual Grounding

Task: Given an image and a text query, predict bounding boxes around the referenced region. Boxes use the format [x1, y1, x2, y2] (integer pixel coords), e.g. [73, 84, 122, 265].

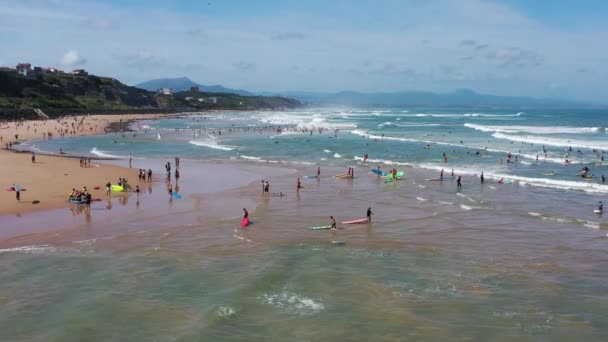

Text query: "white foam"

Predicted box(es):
[350, 130, 581, 165]
[401, 112, 523, 118]
[465, 123, 604, 134]
[493, 132, 608, 151]
[189, 136, 235, 151]
[240, 155, 262, 160]
[416, 197, 428, 201]
[217, 306, 237, 318]
[333, 153, 342, 158]
[353, 156, 413, 167]
[323, 149, 331, 153]
[0, 245, 57, 254]
[416, 162, 608, 194]
[259, 292, 325, 316]
[460, 205, 473, 211]
[379, 122, 443, 128]
[90, 147, 123, 159]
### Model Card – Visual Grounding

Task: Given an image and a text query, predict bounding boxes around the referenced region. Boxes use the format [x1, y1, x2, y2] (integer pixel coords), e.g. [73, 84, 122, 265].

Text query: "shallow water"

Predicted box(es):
[4, 107, 608, 340]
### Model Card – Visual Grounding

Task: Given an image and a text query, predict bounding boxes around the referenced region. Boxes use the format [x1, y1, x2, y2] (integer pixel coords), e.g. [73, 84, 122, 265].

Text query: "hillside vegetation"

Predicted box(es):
[0, 70, 301, 120]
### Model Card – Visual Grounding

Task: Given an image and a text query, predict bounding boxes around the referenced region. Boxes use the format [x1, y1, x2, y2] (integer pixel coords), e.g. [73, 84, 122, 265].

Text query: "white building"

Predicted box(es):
[157, 88, 172, 95]
[208, 97, 217, 104]
[16, 63, 31, 76]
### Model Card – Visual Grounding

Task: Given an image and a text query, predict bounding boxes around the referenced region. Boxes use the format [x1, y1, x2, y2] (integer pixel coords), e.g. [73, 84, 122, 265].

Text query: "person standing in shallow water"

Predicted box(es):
[480, 172, 485, 184]
[367, 207, 374, 223]
[297, 178, 302, 192]
[457, 176, 462, 190]
[330, 216, 337, 229]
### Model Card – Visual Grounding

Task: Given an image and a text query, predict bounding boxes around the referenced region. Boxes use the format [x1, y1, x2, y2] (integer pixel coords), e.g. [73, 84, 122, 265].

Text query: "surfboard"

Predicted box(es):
[172, 192, 182, 199]
[303, 175, 318, 178]
[308, 225, 333, 230]
[110, 185, 124, 192]
[240, 218, 250, 227]
[342, 218, 369, 224]
[69, 199, 88, 204]
[542, 173, 555, 176]
[386, 171, 404, 180]
[425, 178, 443, 181]
[335, 174, 352, 178]
[371, 169, 387, 176]
[594, 209, 602, 214]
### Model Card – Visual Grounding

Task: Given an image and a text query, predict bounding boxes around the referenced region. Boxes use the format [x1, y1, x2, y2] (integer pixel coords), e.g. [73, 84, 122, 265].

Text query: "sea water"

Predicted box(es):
[4, 107, 608, 340]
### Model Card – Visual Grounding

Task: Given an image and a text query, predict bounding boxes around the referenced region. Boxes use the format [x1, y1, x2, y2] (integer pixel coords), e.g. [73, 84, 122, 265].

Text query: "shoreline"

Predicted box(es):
[0, 113, 188, 216]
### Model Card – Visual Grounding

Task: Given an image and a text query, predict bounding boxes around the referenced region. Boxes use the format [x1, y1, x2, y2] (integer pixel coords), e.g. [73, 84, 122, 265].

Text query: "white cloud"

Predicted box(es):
[60, 50, 86, 67]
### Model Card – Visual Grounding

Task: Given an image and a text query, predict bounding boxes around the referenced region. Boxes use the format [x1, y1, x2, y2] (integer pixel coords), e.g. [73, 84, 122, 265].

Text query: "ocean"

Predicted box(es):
[4, 107, 608, 340]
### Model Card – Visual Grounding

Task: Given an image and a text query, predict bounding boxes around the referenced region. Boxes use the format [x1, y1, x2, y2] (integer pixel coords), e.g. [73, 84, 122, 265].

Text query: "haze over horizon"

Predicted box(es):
[1, 0, 607, 102]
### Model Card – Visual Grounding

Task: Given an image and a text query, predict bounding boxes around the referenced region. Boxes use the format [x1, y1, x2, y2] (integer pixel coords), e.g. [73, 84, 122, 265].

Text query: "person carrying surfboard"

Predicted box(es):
[243, 208, 249, 219]
[330, 216, 337, 229]
[598, 201, 603, 213]
[367, 207, 374, 223]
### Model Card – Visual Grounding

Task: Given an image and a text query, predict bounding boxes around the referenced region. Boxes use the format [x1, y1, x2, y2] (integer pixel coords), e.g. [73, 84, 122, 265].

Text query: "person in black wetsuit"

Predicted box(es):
[480, 172, 484, 184]
[457, 176, 462, 190]
[367, 207, 374, 223]
[243, 208, 249, 219]
[330, 216, 337, 229]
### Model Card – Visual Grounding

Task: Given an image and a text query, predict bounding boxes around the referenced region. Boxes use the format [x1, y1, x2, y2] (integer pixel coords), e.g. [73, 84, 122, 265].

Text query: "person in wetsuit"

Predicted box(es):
[457, 176, 462, 190]
[367, 207, 374, 223]
[330, 216, 337, 229]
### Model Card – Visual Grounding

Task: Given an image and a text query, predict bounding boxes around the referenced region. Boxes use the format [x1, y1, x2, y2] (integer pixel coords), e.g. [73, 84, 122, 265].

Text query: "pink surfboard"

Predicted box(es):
[240, 218, 250, 227]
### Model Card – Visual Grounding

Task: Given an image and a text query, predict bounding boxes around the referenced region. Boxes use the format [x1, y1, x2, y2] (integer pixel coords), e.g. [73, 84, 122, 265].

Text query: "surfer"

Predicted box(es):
[317, 167, 321, 176]
[297, 178, 302, 192]
[168, 184, 173, 197]
[451, 169, 455, 178]
[264, 181, 270, 193]
[363, 153, 368, 163]
[480, 172, 484, 184]
[603, 174, 606, 183]
[457, 176, 462, 190]
[440, 169, 444, 180]
[243, 208, 249, 219]
[135, 185, 140, 196]
[330, 216, 337, 229]
[367, 207, 374, 223]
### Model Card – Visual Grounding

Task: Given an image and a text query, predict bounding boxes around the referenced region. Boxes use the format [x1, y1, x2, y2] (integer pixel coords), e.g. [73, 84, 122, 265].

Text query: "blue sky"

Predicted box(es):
[0, 0, 607, 101]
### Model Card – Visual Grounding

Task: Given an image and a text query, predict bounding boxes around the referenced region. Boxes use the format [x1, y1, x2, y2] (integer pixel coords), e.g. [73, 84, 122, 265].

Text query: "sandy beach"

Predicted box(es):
[0, 114, 177, 216]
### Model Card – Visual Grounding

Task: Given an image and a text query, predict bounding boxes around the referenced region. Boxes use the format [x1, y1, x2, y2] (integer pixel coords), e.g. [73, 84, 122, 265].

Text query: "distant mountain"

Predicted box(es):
[0, 71, 300, 120]
[264, 89, 587, 108]
[135, 77, 252, 96]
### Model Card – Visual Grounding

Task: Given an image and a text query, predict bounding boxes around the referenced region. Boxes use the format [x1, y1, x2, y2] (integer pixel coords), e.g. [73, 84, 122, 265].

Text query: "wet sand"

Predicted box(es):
[0, 113, 185, 215]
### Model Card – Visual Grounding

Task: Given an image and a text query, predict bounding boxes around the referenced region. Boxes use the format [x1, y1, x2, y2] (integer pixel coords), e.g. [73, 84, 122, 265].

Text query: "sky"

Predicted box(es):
[1, 0, 607, 101]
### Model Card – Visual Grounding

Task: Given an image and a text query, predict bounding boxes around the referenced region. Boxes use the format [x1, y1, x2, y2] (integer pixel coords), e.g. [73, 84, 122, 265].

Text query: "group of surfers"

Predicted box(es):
[68, 187, 92, 204]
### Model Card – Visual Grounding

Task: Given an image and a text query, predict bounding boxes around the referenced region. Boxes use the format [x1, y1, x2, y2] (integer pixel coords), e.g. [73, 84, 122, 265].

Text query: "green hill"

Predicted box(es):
[0, 70, 301, 119]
